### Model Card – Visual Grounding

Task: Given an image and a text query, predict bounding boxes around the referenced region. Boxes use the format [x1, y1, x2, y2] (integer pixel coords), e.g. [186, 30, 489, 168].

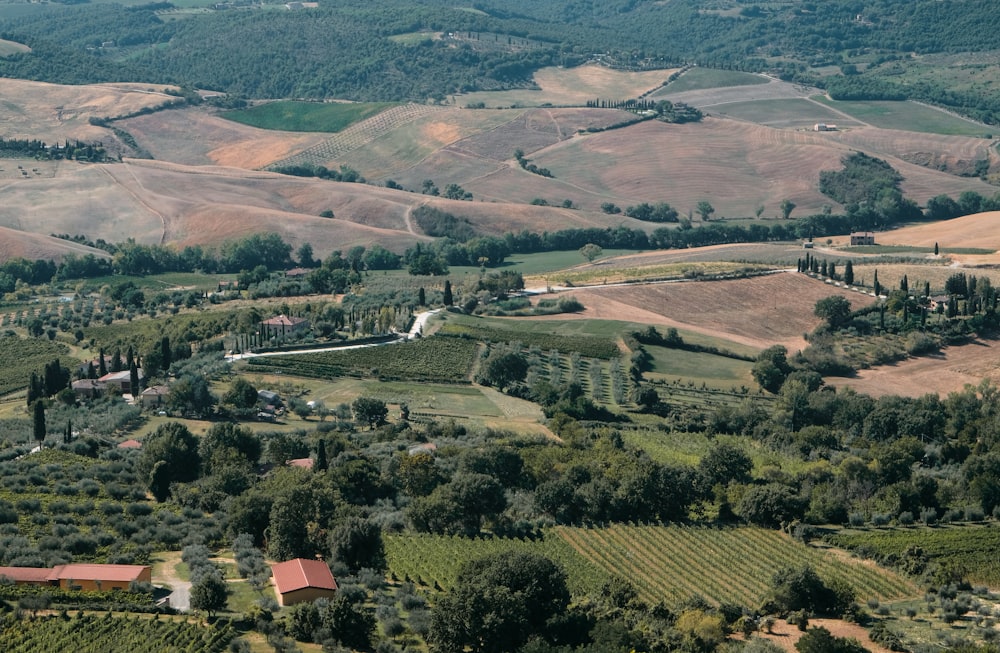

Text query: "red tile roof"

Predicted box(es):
[0, 563, 149, 584]
[263, 314, 308, 327]
[53, 564, 149, 583]
[118, 439, 142, 449]
[0, 566, 52, 583]
[287, 457, 314, 469]
[271, 558, 338, 595]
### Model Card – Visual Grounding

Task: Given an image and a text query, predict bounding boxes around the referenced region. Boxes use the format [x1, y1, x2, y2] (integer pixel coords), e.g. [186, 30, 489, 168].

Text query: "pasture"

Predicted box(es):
[664, 68, 769, 93]
[709, 98, 856, 129]
[223, 101, 399, 133]
[812, 97, 992, 136]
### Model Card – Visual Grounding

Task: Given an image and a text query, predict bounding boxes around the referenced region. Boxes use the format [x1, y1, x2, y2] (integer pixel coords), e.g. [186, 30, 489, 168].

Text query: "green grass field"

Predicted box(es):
[73, 272, 233, 293]
[645, 344, 754, 387]
[665, 68, 769, 93]
[449, 249, 635, 278]
[812, 97, 992, 136]
[223, 101, 399, 133]
[711, 98, 848, 126]
[389, 31, 440, 45]
[622, 429, 814, 475]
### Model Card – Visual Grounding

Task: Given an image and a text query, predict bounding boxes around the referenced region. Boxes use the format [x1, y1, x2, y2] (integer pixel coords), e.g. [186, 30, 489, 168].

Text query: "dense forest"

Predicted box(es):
[0, 0, 998, 116]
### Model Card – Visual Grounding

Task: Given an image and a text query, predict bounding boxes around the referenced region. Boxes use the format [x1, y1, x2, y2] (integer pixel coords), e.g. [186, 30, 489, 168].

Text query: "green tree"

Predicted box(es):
[32, 400, 45, 445]
[795, 627, 866, 653]
[167, 374, 216, 418]
[780, 198, 796, 220]
[843, 260, 854, 286]
[352, 397, 388, 429]
[199, 422, 261, 476]
[190, 573, 229, 617]
[698, 442, 752, 490]
[696, 201, 715, 221]
[443, 280, 453, 306]
[297, 242, 316, 268]
[329, 516, 385, 572]
[579, 243, 603, 262]
[813, 296, 852, 329]
[222, 377, 259, 415]
[480, 352, 529, 391]
[738, 483, 806, 527]
[429, 551, 570, 653]
[752, 345, 792, 393]
[139, 422, 201, 502]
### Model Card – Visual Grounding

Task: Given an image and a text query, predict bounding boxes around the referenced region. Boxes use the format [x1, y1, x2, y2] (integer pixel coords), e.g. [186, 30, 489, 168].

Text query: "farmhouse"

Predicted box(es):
[71, 378, 105, 399]
[98, 369, 144, 395]
[850, 232, 876, 246]
[813, 123, 838, 131]
[262, 314, 310, 337]
[0, 564, 151, 591]
[271, 558, 338, 606]
[140, 385, 170, 409]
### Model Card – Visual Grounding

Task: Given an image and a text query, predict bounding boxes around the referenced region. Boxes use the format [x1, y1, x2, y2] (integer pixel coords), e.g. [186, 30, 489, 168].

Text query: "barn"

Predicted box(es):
[271, 558, 338, 606]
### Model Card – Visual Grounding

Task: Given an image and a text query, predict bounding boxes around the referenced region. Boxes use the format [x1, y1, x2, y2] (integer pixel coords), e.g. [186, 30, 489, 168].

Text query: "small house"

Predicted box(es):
[118, 439, 142, 450]
[287, 457, 314, 469]
[140, 385, 170, 409]
[850, 232, 876, 246]
[271, 558, 338, 606]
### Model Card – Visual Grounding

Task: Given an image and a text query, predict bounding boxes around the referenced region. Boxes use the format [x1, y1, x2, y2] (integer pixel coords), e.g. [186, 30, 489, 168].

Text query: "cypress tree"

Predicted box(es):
[443, 280, 453, 306]
[64, 420, 71, 444]
[844, 260, 854, 286]
[934, 242, 939, 255]
[161, 336, 172, 371]
[111, 347, 122, 373]
[98, 347, 107, 376]
[900, 275, 908, 292]
[129, 360, 140, 397]
[32, 400, 45, 445]
[874, 270, 881, 296]
[316, 439, 328, 472]
[418, 287, 426, 307]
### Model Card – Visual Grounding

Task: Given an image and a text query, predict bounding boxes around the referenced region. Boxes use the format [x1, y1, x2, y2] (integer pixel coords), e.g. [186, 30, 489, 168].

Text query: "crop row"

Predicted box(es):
[551, 524, 917, 607]
[384, 532, 609, 597]
[827, 525, 1000, 586]
[0, 335, 69, 396]
[0, 613, 234, 653]
[439, 323, 620, 359]
[247, 336, 478, 383]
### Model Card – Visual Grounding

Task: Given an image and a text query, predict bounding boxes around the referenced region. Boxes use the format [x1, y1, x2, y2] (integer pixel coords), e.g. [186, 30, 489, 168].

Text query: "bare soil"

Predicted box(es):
[756, 618, 895, 653]
[536, 272, 876, 353]
[827, 338, 1000, 398]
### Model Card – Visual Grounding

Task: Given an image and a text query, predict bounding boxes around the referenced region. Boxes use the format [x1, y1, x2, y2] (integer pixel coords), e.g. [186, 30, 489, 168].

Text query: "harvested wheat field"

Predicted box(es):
[827, 338, 1000, 398]
[0, 226, 110, 263]
[0, 78, 179, 144]
[118, 109, 328, 168]
[546, 272, 876, 352]
[458, 65, 677, 107]
[870, 212, 1000, 264]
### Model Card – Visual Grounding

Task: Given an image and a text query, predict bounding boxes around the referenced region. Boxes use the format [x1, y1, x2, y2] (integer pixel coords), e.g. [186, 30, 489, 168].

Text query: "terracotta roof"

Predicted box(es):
[141, 385, 170, 396]
[287, 458, 314, 469]
[0, 563, 149, 583]
[118, 439, 142, 449]
[271, 558, 337, 595]
[0, 567, 52, 583]
[263, 314, 308, 327]
[53, 564, 149, 583]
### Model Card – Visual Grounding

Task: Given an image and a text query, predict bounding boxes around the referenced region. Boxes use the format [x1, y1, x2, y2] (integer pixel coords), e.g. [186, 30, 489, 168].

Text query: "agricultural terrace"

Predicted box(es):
[223, 101, 399, 133]
[386, 525, 916, 607]
[0, 613, 235, 653]
[827, 525, 1000, 586]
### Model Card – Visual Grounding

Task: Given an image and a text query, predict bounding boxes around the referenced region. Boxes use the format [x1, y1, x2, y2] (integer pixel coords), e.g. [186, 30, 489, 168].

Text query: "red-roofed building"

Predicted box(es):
[286, 457, 314, 470]
[118, 439, 142, 449]
[0, 563, 151, 591]
[271, 558, 338, 606]
[262, 314, 309, 337]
